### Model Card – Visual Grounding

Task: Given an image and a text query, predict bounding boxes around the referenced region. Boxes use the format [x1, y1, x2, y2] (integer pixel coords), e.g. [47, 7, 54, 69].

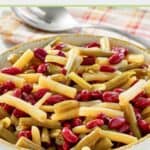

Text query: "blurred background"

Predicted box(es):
[0, 7, 149, 52]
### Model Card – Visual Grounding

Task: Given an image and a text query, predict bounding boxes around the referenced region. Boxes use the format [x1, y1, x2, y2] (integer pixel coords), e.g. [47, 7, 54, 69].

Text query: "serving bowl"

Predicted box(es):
[0, 34, 150, 150]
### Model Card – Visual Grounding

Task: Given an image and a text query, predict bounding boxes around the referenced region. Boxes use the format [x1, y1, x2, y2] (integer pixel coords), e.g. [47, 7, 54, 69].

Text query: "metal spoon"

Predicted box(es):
[12, 7, 150, 48]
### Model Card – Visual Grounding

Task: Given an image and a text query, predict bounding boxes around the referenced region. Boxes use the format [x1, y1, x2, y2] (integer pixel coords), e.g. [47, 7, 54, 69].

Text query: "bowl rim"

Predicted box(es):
[5, 33, 149, 54]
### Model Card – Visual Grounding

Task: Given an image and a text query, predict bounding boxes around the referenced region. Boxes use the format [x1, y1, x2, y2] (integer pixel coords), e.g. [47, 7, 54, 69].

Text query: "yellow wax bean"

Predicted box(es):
[0, 95, 47, 122]
[13, 49, 33, 69]
[39, 76, 77, 98]
[68, 72, 92, 90]
[0, 73, 25, 88]
[18, 73, 41, 83]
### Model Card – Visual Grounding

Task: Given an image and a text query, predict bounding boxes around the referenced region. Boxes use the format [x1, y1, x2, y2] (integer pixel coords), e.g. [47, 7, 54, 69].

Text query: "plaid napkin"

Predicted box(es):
[0, 7, 149, 45]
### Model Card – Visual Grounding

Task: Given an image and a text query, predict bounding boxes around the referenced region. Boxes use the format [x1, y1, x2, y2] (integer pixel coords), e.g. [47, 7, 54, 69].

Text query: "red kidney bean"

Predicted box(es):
[18, 130, 32, 139]
[108, 117, 126, 129]
[3, 81, 16, 91]
[109, 53, 124, 64]
[81, 56, 95, 65]
[112, 47, 128, 55]
[118, 123, 130, 133]
[71, 117, 82, 127]
[90, 90, 102, 100]
[61, 68, 67, 75]
[57, 51, 66, 57]
[138, 119, 149, 133]
[62, 141, 70, 150]
[42, 142, 51, 149]
[34, 48, 47, 61]
[22, 92, 36, 105]
[21, 84, 33, 94]
[44, 94, 66, 105]
[134, 107, 142, 120]
[102, 91, 119, 103]
[85, 42, 100, 48]
[76, 90, 91, 101]
[86, 119, 104, 129]
[100, 65, 116, 73]
[96, 113, 111, 124]
[62, 122, 72, 129]
[13, 89, 22, 98]
[1, 67, 22, 75]
[134, 97, 150, 109]
[12, 109, 28, 118]
[53, 43, 65, 50]
[62, 127, 78, 144]
[37, 63, 47, 73]
[2, 104, 14, 114]
[113, 88, 124, 93]
[33, 88, 49, 100]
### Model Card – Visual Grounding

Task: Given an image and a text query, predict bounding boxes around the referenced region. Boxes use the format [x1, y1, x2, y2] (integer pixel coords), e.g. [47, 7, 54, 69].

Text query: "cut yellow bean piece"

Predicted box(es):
[40, 105, 54, 112]
[41, 128, 50, 143]
[73, 128, 101, 150]
[0, 107, 9, 119]
[71, 56, 83, 73]
[144, 80, 150, 96]
[79, 100, 101, 107]
[95, 102, 121, 110]
[78, 64, 99, 74]
[114, 60, 128, 69]
[54, 100, 79, 113]
[145, 117, 150, 123]
[83, 71, 119, 82]
[32, 84, 42, 92]
[142, 106, 150, 116]
[100, 37, 110, 51]
[92, 83, 106, 91]
[10, 114, 18, 126]
[81, 146, 91, 150]
[68, 72, 92, 90]
[127, 54, 144, 64]
[51, 108, 79, 120]
[95, 138, 113, 150]
[72, 125, 91, 134]
[64, 48, 79, 74]
[119, 79, 147, 105]
[99, 129, 138, 144]
[96, 57, 109, 65]
[105, 71, 135, 90]
[0, 73, 25, 88]
[18, 73, 41, 83]
[0, 95, 47, 122]
[79, 107, 124, 118]
[35, 92, 51, 108]
[122, 103, 141, 138]
[79, 48, 113, 57]
[0, 127, 17, 144]
[0, 117, 11, 128]
[31, 126, 41, 146]
[121, 76, 137, 89]
[50, 74, 66, 83]
[13, 49, 33, 69]
[39, 76, 77, 98]
[45, 55, 67, 65]
[16, 137, 43, 150]
[19, 117, 61, 129]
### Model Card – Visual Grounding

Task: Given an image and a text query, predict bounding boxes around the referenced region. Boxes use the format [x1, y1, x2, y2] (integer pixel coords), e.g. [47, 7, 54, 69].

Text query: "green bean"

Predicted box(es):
[0, 107, 9, 119]
[73, 128, 101, 150]
[105, 71, 135, 90]
[19, 117, 61, 129]
[0, 127, 17, 144]
[16, 137, 44, 150]
[79, 48, 113, 57]
[95, 138, 113, 150]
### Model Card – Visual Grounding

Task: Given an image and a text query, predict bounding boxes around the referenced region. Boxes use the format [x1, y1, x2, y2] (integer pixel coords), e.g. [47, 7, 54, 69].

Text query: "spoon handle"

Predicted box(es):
[80, 24, 150, 48]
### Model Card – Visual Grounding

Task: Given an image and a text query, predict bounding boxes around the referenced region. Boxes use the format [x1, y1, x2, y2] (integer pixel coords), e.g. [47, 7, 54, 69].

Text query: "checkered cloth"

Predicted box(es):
[0, 7, 149, 45]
